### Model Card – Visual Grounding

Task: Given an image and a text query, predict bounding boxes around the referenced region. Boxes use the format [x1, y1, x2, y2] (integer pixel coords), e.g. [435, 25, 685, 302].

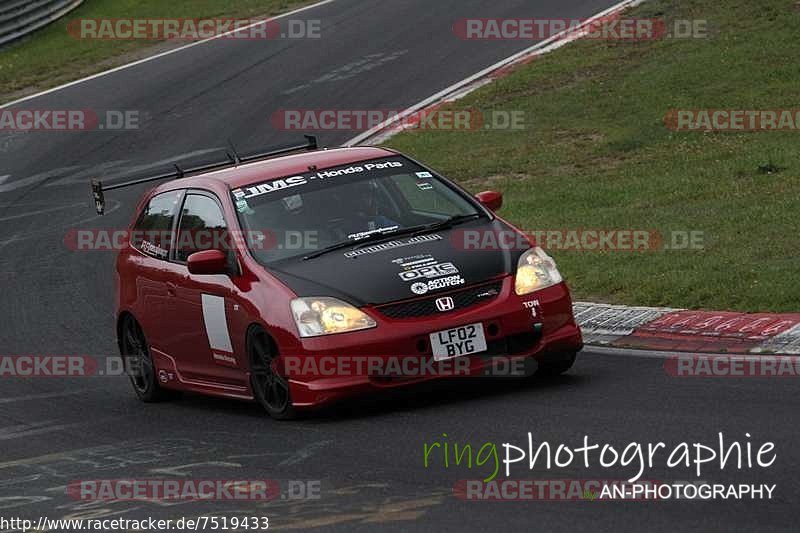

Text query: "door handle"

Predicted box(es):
[166, 282, 177, 297]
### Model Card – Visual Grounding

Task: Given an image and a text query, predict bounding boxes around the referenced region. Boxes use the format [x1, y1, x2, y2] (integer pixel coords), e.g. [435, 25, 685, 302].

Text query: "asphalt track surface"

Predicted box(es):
[0, 0, 797, 531]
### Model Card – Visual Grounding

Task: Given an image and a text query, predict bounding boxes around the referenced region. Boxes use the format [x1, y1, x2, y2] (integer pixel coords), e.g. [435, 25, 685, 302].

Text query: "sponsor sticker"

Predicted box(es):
[235, 199, 251, 213]
[343, 234, 442, 258]
[282, 194, 303, 211]
[140, 240, 168, 259]
[394, 254, 465, 294]
[231, 160, 405, 200]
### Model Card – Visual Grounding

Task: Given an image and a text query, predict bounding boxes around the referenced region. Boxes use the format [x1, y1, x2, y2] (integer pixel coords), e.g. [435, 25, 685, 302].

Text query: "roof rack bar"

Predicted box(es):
[90, 135, 318, 215]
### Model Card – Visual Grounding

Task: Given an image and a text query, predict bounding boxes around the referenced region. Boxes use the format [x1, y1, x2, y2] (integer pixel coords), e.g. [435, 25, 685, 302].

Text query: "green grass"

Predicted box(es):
[386, 0, 800, 313]
[0, 0, 310, 103]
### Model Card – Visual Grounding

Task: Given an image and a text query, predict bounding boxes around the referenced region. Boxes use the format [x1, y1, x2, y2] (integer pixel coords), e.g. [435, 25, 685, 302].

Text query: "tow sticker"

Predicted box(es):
[523, 299, 542, 319]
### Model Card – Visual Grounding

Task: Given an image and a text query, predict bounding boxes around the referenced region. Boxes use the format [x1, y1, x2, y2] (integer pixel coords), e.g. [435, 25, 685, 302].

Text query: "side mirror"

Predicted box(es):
[187, 249, 228, 275]
[475, 190, 503, 211]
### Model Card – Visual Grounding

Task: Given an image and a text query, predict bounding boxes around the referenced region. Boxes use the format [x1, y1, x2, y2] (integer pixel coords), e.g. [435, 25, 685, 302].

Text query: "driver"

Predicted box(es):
[335, 180, 399, 239]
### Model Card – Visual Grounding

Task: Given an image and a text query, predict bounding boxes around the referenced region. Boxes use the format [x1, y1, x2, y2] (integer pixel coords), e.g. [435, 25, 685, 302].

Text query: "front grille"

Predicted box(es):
[377, 280, 503, 319]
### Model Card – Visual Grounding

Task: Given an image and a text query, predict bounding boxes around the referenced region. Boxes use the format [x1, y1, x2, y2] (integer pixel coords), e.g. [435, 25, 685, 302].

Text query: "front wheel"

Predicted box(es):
[248, 327, 297, 420]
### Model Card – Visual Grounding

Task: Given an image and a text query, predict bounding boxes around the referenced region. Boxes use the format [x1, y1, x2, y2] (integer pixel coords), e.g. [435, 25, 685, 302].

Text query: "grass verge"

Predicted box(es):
[386, 0, 800, 312]
[0, 0, 311, 104]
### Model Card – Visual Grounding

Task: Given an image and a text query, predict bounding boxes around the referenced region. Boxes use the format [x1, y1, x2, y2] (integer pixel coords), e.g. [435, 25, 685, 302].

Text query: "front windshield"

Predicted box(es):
[232, 156, 482, 263]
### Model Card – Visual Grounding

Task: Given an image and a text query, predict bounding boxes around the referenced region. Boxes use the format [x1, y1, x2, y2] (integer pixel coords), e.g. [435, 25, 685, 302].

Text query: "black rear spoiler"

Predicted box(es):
[91, 135, 318, 215]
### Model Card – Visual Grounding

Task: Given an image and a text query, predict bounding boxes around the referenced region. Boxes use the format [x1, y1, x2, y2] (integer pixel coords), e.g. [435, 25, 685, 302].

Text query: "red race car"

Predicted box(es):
[94, 137, 582, 419]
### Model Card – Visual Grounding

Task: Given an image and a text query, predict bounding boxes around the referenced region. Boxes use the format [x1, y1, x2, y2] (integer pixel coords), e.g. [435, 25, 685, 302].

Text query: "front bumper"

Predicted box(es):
[275, 277, 582, 408]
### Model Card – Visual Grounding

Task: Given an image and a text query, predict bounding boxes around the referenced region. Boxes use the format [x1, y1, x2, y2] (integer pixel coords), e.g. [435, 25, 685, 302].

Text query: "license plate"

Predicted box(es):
[430, 323, 487, 361]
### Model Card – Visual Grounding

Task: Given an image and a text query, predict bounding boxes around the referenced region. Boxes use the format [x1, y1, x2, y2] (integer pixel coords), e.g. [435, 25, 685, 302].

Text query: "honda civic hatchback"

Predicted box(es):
[111, 143, 583, 419]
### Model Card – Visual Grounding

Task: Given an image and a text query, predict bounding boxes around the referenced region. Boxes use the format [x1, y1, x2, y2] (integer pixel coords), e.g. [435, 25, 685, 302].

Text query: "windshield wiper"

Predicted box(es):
[303, 227, 411, 261]
[302, 213, 484, 261]
[411, 213, 483, 235]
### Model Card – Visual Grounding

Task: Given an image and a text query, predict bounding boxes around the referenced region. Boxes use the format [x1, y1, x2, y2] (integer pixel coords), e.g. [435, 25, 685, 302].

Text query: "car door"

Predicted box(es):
[126, 189, 184, 358]
[167, 191, 249, 387]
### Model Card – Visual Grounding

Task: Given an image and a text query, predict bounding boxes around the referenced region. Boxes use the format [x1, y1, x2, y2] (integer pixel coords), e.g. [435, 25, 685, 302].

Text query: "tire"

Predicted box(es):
[119, 315, 175, 402]
[536, 352, 578, 377]
[248, 327, 297, 420]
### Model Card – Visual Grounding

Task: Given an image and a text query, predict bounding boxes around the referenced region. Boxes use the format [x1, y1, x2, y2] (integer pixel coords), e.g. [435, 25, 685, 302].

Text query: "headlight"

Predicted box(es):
[515, 247, 563, 295]
[290, 297, 377, 338]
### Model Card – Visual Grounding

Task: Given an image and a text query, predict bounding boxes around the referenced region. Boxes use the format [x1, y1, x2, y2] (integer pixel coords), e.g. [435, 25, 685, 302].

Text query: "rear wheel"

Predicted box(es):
[248, 327, 297, 420]
[536, 352, 578, 376]
[120, 315, 174, 402]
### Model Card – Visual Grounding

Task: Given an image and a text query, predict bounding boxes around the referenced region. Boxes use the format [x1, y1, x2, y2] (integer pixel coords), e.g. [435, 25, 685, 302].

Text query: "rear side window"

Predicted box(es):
[132, 191, 182, 259]
[175, 194, 229, 263]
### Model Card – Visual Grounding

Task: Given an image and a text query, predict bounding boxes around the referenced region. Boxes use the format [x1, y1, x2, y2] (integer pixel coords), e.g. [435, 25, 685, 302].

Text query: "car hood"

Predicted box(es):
[267, 218, 526, 306]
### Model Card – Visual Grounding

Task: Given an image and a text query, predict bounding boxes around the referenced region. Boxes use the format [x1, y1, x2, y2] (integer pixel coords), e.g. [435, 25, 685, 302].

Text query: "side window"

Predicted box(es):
[132, 191, 182, 260]
[175, 194, 229, 263]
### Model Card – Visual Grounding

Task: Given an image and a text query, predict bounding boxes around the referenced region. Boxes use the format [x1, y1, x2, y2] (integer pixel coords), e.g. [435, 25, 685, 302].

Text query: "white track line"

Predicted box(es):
[0, 390, 89, 404]
[346, 0, 645, 146]
[586, 345, 800, 361]
[0, 202, 85, 222]
[0, 0, 335, 110]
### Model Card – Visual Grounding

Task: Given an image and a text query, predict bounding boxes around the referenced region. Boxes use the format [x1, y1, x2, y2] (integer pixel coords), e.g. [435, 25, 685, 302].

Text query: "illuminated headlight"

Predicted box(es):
[290, 297, 377, 338]
[515, 247, 563, 295]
